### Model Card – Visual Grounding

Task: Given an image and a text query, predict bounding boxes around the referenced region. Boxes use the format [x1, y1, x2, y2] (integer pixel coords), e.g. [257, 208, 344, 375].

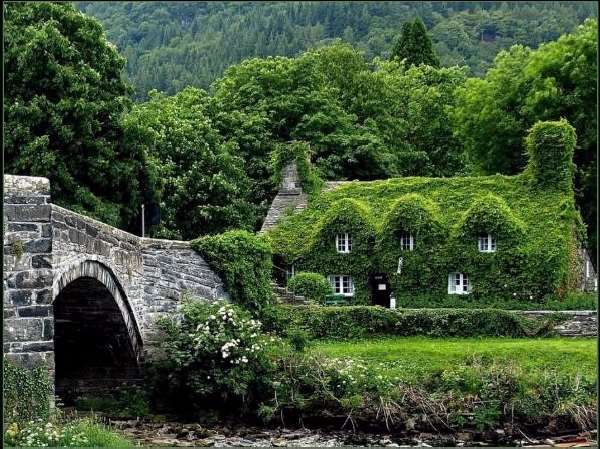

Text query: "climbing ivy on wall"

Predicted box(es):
[191, 230, 273, 313]
[271, 140, 323, 196]
[267, 121, 583, 304]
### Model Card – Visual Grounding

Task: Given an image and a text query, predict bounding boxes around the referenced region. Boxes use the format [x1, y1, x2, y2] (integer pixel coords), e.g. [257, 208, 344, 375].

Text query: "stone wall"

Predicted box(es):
[140, 238, 227, 354]
[4, 175, 54, 370]
[516, 310, 597, 337]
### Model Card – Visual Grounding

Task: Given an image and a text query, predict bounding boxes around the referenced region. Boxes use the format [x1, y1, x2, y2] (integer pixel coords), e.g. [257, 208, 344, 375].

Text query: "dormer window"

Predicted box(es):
[400, 233, 415, 251]
[448, 272, 471, 295]
[336, 233, 352, 253]
[478, 234, 496, 252]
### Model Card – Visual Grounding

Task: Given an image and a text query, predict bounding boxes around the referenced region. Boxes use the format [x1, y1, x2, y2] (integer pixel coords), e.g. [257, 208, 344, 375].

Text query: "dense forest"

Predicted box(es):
[4, 2, 597, 264]
[77, 1, 598, 100]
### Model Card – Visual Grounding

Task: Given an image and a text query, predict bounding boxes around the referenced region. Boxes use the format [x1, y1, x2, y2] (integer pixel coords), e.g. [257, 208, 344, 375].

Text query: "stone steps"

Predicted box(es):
[270, 281, 307, 304]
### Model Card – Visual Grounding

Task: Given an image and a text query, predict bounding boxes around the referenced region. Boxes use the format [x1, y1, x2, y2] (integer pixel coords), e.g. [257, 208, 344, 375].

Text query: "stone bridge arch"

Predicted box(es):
[52, 259, 144, 401]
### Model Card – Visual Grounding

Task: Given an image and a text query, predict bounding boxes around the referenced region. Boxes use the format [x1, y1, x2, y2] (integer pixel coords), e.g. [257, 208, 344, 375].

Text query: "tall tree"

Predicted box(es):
[453, 19, 597, 263]
[4, 2, 148, 229]
[390, 18, 440, 67]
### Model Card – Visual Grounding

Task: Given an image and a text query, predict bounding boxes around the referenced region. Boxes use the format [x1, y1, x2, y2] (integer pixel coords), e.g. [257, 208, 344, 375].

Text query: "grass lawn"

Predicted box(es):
[311, 337, 597, 383]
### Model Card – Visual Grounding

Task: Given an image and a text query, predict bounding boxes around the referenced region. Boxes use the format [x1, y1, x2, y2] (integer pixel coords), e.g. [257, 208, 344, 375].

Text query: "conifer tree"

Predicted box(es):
[391, 18, 440, 67]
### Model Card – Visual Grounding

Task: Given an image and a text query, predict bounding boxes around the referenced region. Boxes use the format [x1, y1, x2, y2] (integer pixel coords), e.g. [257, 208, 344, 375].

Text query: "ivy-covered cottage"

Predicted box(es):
[262, 120, 597, 307]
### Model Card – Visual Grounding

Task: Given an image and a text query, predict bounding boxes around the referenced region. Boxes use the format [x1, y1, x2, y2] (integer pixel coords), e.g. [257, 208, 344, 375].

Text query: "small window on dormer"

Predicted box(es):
[478, 234, 496, 252]
[400, 233, 415, 251]
[336, 233, 352, 253]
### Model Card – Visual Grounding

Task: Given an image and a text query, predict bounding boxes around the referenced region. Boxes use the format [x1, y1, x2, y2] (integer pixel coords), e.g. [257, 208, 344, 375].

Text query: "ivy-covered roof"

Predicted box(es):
[266, 173, 581, 261]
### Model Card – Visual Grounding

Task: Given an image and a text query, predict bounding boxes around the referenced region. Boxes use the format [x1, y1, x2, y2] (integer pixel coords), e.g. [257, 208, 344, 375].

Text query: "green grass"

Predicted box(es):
[311, 336, 597, 383]
[61, 418, 133, 447]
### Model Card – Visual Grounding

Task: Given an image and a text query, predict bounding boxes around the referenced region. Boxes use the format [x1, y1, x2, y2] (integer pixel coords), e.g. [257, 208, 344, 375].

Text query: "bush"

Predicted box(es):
[155, 299, 276, 414]
[287, 272, 332, 303]
[3, 359, 53, 425]
[192, 230, 273, 312]
[75, 386, 150, 418]
[262, 305, 567, 340]
[4, 417, 132, 448]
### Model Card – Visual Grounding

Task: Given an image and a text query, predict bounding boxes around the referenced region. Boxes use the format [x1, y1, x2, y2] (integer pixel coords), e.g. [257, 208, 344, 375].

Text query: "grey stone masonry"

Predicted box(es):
[260, 161, 308, 232]
[516, 310, 597, 337]
[3, 175, 228, 380]
[260, 160, 353, 232]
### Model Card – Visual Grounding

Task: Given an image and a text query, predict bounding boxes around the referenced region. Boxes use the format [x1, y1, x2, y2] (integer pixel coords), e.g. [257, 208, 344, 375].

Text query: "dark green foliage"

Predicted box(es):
[261, 305, 567, 340]
[191, 231, 273, 312]
[393, 292, 597, 310]
[391, 18, 440, 67]
[525, 119, 577, 190]
[453, 19, 597, 264]
[77, 2, 596, 99]
[3, 359, 53, 424]
[123, 87, 254, 239]
[4, 2, 148, 230]
[74, 386, 150, 418]
[286, 272, 332, 303]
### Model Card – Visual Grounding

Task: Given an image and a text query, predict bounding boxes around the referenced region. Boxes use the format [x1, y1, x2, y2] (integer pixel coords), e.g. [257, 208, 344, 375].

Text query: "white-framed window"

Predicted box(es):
[400, 233, 415, 251]
[328, 275, 354, 296]
[335, 233, 352, 253]
[448, 272, 471, 295]
[478, 234, 496, 252]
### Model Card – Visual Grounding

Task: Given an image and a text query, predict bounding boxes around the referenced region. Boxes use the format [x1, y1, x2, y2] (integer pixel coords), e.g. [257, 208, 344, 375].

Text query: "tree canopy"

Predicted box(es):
[77, 1, 597, 100]
[452, 18, 597, 262]
[4, 1, 147, 229]
[390, 18, 440, 67]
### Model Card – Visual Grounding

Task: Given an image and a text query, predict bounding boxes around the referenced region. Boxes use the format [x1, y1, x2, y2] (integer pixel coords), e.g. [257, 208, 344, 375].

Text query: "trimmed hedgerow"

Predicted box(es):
[4, 359, 53, 424]
[266, 120, 584, 303]
[191, 230, 273, 312]
[261, 305, 568, 340]
[287, 272, 332, 303]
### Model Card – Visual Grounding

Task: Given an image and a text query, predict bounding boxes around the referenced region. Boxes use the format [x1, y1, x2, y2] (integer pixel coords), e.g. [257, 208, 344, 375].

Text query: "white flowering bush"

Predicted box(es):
[157, 299, 276, 412]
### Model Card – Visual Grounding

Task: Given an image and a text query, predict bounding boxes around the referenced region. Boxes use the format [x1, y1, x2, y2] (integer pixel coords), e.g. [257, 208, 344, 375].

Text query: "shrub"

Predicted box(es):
[192, 230, 273, 312]
[262, 305, 566, 340]
[287, 272, 332, 303]
[4, 417, 132, 448]
[75, 386, 150, 418]
[155, 299, 276, 414]
[3, 359, 53, 425]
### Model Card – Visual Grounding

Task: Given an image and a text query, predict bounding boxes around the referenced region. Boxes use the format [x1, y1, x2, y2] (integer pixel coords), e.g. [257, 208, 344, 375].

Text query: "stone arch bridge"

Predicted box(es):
[3, 175, 228, 399]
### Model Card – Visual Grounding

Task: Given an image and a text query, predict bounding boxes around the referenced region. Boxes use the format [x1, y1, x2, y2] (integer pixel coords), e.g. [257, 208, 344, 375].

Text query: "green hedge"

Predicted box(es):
[3, 359, 53, 425]
[262, 305, 568, 340]
[191, 230, 273, 312]
[287, 272, 332, 303]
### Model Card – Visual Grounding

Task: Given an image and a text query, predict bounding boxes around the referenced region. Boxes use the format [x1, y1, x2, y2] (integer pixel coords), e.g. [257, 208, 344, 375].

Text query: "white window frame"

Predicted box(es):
[448, 272, 471, 295]
[335, 233, 352, 253]
[400, 233, 415, 251]
[478, 234, 496, 253]
[328, 275, 354, 296]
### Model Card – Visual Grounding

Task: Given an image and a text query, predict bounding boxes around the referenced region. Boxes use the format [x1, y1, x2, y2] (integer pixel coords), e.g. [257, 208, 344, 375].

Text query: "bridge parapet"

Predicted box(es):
[3, 175, 227, 376]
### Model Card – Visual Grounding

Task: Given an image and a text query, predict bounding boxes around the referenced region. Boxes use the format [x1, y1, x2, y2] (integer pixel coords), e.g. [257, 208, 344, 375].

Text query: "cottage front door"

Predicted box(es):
[370, 273, 391, 307]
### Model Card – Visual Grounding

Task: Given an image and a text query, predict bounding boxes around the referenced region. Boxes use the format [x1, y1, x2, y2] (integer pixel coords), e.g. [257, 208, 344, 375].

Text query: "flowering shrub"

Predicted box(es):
[4, 417, 131, 447]
[157, 299, 276, 412]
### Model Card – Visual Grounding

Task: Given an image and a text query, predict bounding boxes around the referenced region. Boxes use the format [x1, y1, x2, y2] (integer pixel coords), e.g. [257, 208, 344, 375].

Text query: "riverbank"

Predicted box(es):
[106, 417, 597, 447]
